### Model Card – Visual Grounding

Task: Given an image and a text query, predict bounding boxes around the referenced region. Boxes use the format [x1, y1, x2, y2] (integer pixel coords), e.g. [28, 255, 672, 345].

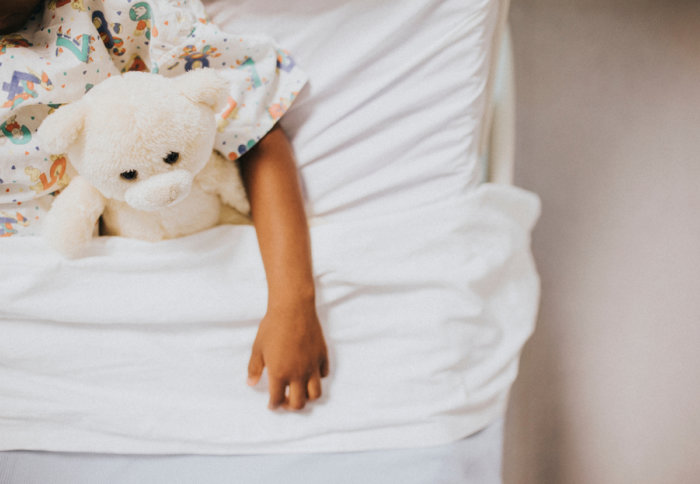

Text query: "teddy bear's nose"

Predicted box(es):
[124, 169, 193, 211]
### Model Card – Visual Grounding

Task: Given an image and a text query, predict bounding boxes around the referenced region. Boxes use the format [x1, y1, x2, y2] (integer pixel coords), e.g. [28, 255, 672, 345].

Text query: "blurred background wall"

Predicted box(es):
[503, 1, 700, 483]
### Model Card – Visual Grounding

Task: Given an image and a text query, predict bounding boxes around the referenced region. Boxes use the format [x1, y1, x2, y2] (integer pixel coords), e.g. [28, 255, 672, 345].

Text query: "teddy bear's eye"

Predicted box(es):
[120, 170, 138, 180]
[163, 152, 180, 165]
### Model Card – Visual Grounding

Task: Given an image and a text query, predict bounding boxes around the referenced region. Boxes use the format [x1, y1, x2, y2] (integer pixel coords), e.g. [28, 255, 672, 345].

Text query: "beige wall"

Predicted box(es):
[503, 1, 700, 483]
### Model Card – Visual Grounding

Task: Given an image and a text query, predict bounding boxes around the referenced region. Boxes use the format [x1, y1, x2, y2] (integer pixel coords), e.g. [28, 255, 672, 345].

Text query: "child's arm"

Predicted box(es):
[240, 125, 329, 411]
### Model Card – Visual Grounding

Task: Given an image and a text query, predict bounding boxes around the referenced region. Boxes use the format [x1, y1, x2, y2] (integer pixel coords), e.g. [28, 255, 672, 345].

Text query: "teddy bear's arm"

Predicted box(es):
[42, 176, 106, 257]
[197, 151, 250, 215]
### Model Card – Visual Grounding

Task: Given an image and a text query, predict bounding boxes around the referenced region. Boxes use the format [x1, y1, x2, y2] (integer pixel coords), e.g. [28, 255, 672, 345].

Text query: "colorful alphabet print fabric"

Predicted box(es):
[0, 0, 307, 237]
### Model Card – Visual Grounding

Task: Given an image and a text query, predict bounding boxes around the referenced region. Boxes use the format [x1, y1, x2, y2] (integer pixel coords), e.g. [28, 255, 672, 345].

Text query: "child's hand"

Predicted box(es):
[247, 301, 329, 411]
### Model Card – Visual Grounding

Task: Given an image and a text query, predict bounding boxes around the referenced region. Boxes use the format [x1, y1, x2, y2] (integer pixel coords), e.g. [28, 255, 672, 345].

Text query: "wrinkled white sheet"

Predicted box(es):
[0, 183, 539, 454]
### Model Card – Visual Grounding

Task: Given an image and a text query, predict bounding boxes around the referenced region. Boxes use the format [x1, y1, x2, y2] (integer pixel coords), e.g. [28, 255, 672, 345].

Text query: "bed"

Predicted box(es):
[0, 0, 539, 481]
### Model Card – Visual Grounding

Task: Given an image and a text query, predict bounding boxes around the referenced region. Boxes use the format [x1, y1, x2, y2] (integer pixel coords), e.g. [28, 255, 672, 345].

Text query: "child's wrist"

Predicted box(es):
[267, 285, 316, 312]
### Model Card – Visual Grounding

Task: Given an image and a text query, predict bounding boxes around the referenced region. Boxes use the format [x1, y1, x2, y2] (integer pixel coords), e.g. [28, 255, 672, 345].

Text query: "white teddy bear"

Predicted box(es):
[38, 69, 251, 257]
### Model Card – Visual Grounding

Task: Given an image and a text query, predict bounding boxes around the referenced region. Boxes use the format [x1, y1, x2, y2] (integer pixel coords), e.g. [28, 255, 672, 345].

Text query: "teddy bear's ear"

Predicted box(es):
[175, 68, 230, 112]
[37, 101, 86, 154]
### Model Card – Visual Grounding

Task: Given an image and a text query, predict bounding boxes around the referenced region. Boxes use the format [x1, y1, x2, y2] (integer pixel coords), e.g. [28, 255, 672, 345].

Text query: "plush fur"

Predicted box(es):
[38, 70, 250, 257]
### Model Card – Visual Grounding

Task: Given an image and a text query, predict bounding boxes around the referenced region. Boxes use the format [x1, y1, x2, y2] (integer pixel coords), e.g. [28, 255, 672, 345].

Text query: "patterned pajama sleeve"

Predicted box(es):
[0, 0, 307, 237]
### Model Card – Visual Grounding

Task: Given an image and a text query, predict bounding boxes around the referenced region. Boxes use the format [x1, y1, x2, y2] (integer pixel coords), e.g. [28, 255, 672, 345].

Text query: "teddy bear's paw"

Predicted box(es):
[39, 176, 105, 258]
[227, 192, 250, 216]
[43, 227, 95, 259]
[216, 167, 250, 215]
[42, 212, 97, 258]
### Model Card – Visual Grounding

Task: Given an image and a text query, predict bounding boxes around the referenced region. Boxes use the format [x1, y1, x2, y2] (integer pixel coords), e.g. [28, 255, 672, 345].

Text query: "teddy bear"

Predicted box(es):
[37, 69, 251, 257]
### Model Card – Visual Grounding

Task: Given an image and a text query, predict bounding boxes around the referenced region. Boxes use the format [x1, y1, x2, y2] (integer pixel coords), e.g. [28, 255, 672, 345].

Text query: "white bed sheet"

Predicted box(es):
[0, 420, 504, 484]
[0, 0, 541, 455]
[204, 0, 500, 222]
[0, 185, 539, 454]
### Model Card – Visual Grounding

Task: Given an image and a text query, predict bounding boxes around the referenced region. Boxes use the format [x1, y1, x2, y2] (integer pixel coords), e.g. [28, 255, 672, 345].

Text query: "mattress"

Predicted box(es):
[0, 0, 540, 455]
[0, 420, 504, 484]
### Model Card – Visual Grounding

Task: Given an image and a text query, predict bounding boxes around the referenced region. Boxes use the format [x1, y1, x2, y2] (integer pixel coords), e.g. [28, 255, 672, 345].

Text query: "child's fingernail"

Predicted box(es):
[247, 377, 256, 386]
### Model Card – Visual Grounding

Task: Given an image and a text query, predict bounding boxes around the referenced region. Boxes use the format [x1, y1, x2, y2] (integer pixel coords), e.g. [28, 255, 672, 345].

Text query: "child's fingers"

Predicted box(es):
[268, 377, 286, 409]
[286, 380, 306, 410]
[307, 372, 322, 401]
[320, 356, 330, 378]
[247, 349, 264, 386]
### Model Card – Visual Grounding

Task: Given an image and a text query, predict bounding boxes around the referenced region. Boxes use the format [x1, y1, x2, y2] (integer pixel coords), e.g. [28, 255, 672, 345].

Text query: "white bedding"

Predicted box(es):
[0, 421, 504, 484]
[0, 0, 541, 454]
[0, 185, 539, 454]
[205, 0, 500, 222]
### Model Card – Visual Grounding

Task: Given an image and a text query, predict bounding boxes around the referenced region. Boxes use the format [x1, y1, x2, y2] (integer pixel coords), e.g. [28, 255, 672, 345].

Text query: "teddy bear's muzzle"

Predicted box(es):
[124, 170, 193, 211]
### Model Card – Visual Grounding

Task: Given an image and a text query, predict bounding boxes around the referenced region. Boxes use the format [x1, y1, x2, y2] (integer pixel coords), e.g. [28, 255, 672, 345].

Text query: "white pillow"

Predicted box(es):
[204, 0, 500, 221]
